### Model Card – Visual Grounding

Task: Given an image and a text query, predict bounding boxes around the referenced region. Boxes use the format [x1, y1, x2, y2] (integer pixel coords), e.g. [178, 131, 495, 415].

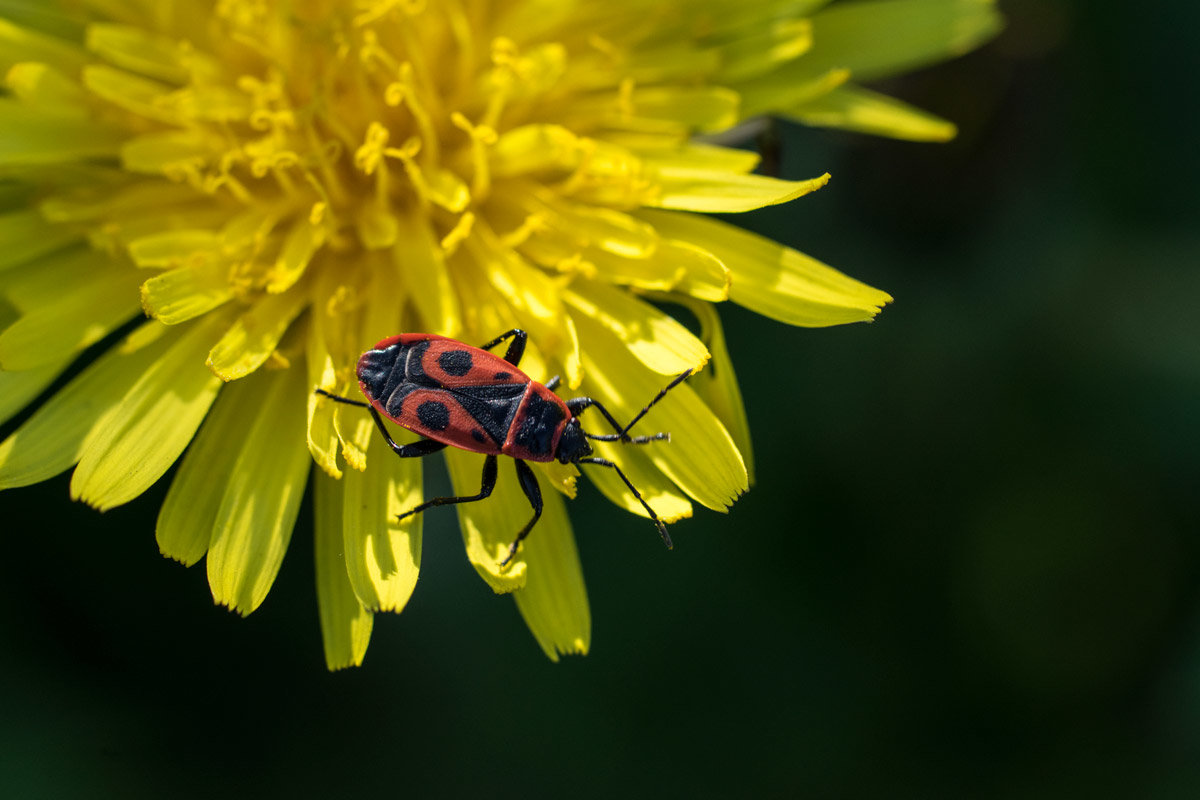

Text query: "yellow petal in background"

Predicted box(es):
[0, 260, 141, 369]
[805, 0, 1003, 82]
[156, 374, 260, 566]
[0, 322, 175, 489]
[7, 60, 89, 118]
[512, 484, 590, 661]
[0, 101, 125, 165]
[80, 64, 180, 125]
[714, 18, 812, 83]
[666, 296, 756, 484]
[444, 449, 528, 593]
[639, 210, 892, 326]
[70, 314, 226, 510]
[789, 83, 958, 142]
[340, 445, 423, 613]
[127, 229, 222, 269]
[0, 18, 88, 73]
[0, 208, 82, 270]
[86, 22, 191, 85]
[315, 469, 374, 671]
[206, 361, 310, 615]
[0, 357, 70, 428]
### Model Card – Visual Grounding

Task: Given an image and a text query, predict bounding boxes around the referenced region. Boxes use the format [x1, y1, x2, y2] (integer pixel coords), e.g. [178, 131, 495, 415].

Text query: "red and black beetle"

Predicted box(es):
[316, 329, 691, 565]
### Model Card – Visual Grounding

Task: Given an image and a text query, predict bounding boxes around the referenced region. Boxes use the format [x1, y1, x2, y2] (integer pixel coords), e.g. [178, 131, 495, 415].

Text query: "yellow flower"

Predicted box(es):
[0, 0, 1001, 667]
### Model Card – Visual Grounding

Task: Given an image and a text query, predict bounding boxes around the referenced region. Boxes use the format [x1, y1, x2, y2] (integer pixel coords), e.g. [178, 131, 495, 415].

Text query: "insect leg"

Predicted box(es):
[319, 388, 444, 456]
[544, 374, 561, 392]
[397, 455, 498, 522]
[500, 460, 544, 567]
[476, 328, 527, 368]
[577, 457, 673, 550]
[314, 388, 370, 408]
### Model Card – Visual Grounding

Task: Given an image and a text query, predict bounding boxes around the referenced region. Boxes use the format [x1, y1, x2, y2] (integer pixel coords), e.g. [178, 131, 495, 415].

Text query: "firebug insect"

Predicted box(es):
[315, 329, 691, 566]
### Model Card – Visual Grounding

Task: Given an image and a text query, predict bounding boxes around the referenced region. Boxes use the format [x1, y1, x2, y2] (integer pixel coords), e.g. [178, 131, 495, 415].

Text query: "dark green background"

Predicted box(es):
[3, 1, 1198, 795]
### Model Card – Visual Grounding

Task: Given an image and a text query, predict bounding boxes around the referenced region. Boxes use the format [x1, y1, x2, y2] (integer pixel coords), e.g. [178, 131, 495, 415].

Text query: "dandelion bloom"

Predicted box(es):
[0, 0, 1001, 667]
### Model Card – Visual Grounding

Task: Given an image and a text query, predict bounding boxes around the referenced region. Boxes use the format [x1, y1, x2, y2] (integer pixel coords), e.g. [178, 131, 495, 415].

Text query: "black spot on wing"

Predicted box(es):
[438, 349, 474, 377]
[470, 429, 487, 444]
[416, 400, 450, 431]
[494, 371, 512, 380]
[450, 383, 526, 444]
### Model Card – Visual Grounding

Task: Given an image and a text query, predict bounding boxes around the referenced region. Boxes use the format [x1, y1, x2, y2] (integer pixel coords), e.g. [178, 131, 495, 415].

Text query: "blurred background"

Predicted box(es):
[2, 0, 1198, 795]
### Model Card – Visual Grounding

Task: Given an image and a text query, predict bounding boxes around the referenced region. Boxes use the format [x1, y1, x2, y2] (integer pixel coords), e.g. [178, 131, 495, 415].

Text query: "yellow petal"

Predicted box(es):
[315, 469, 374, 670]
[206, 287, 308, 381]
[638, 210, 892, 326]
[392, 213, 461, 337]
[579, 436, 693, 525]
[667, 296, 755, 484]
[512, 485, 590, 661]
[0, 322, 174, 490]
[573, 311, 747, 511]
[70, 314, 226, 510]
[268, 216, 325, 294]
[535, 459, 579, 499]
[206, 361, 310, 615]
[305, 308, 342, 478]
[566, 85, 740, 134]
[464, 228, 582, 387]
[444, 449, 528, 594]
[646, 168, 830, 213]
[156, 374, 260, 566]
[789, 83, 958, 142]
[140, 260, 234, 324]
[340, 440, 423, 613]
[565, 278, 709, 375]
[635, 142, 761, 175]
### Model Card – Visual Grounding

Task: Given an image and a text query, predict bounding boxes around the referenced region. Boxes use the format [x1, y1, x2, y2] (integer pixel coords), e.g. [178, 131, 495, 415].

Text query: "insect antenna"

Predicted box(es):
[618, 368, 692, 438]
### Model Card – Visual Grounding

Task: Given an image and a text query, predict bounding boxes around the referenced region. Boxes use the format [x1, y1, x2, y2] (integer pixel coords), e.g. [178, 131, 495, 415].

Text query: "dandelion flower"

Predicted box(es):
[0, 0, 1002, 668]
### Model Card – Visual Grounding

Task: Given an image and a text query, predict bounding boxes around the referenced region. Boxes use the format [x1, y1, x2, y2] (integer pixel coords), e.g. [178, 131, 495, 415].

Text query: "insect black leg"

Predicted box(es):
[500, 460, 544, 567]
[577, 457, 673, 550]
[318, 389, 447, 459]
[477, 328, 526, 368]
[544, 374, 561, 392]
[314, 388, 370, 408]
[565, 369, 692, 442]
[397, 454, 498, 523]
